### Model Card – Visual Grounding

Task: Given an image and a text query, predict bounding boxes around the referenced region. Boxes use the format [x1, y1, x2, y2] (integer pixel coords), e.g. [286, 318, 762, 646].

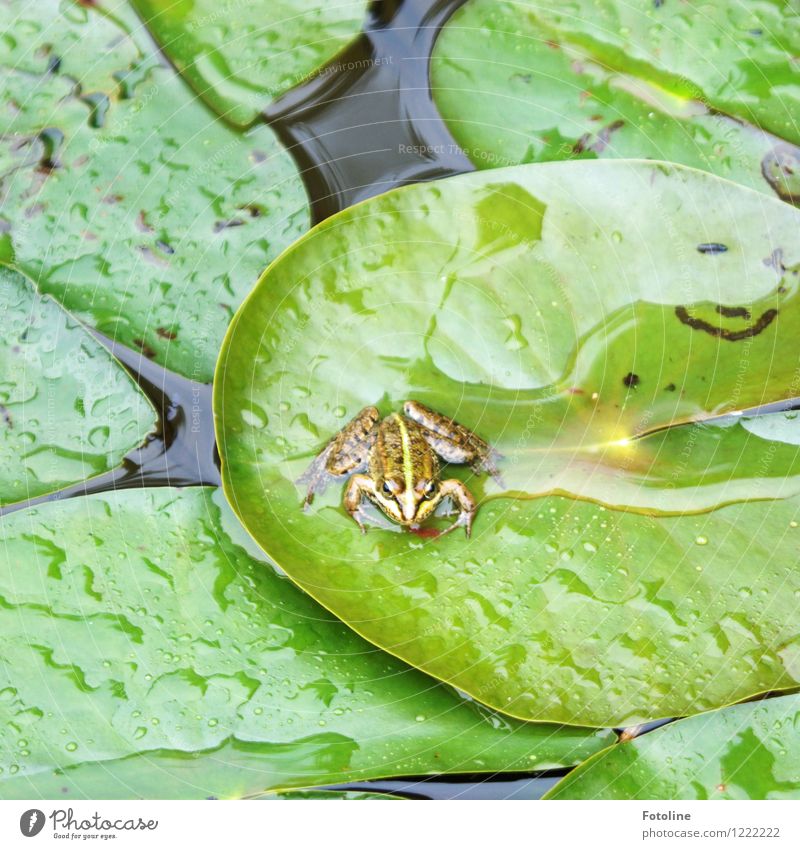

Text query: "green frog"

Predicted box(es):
[298, 401, 501, 536]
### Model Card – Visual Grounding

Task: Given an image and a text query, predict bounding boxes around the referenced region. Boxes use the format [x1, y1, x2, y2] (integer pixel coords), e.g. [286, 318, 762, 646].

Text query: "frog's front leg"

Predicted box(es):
[403, 400, 503, 484]
[437, 479, 477, 538]
[297, 406, 379, 508]
[343, 473, 377, 533]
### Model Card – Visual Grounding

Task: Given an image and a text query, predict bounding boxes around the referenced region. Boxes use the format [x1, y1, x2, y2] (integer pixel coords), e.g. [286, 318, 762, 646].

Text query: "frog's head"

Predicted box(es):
[375, 476, 442, 526]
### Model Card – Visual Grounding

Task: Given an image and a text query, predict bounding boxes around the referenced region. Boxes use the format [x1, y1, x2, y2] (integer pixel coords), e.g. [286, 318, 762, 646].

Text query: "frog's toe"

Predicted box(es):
[352, 510, 370, 534]
[476, 452, 504, 487]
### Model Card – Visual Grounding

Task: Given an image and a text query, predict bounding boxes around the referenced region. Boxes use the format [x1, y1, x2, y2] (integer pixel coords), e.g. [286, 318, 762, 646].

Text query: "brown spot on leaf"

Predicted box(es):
[133, 338, 156, 358]
[573, 119, 625, 154]
[136, 210, 155, 233]
[156, 327, 177, 340]
[675, 305, 778, 340]
[716, 304, 750, 319]
[623, 372, 640, 388]
[410, 525, 442, 539]
[214, 218, 246, 232]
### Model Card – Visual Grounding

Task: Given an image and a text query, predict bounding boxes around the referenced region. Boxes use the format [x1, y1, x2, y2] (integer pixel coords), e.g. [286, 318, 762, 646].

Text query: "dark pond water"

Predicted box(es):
[5, 0, 795, 799]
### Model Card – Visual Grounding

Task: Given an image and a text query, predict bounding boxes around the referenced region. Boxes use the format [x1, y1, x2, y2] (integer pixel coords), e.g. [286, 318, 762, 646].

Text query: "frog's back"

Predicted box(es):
[371, 413, 437, 485]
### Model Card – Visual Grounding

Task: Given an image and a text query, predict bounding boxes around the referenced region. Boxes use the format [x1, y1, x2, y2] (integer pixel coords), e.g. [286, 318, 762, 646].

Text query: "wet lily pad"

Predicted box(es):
[216, 160, 800, 727]
[0, 487, 611, 799]
[546, 694, 800, 799]
[1, 0, 308, 381]
[0, 265, 155, 506]
[431, 0, 800, 202]
[132, 0, 370, 126]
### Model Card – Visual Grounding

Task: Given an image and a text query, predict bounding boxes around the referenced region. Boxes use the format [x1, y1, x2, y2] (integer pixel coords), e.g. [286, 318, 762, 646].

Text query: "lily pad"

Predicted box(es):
[216, 160, 800, 727]
[431, 0, 800, 202]
[255, 790, 402, 799]
[1, 0, 308, 381]
[0, 487, 611, 799]
[0, 265, 155, 505]
[131, 0, 370, 126]
[546, 694, 800, 799]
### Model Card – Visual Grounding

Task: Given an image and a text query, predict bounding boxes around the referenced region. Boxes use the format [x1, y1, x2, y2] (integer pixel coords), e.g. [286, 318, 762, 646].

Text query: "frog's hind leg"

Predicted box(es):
[297, 406, 380, 508]
[404, 400, 503, 485]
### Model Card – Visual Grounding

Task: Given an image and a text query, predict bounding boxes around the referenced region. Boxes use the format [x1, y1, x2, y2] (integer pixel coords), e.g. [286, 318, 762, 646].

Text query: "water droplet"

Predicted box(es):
[65, 742, 78, 752]
[241, 409, 266, 428]
[695, 536, 708, 546]
[415, 714, 426, 722]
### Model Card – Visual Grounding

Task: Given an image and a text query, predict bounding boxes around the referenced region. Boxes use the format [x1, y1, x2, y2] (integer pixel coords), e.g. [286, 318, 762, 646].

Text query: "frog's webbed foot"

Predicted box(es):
[297, 406, 380, 509]
[437, 479, 476, 538]
[296, 444, 334, 510]
[403, 400, 504, 487]
[468, 447, 504, 487]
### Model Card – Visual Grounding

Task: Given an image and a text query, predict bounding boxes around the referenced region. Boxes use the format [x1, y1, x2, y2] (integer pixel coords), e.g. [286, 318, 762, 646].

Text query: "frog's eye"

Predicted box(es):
[382, 481, 393, 495]
[422, 481, 436, 499]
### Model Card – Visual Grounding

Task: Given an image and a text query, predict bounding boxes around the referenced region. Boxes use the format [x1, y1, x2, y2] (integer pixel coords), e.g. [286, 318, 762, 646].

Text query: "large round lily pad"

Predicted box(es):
[1, 0, 308, 381]
[0, 487, 610, 799]
[546, 694, 800, 799]
[431, 0, 800, 202]
[216, 160, 800, 727]
[132, 0, 370, 126]
[0, 265, 155, 505]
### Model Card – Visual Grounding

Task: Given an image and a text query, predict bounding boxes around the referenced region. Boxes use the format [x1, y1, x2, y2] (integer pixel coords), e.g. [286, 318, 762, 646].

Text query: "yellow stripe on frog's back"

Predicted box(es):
[391, 413, 415, 493]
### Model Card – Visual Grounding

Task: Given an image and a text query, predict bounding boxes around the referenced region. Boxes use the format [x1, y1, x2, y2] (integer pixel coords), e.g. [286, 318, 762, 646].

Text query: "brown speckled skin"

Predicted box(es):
[298, 401, 501, 536]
